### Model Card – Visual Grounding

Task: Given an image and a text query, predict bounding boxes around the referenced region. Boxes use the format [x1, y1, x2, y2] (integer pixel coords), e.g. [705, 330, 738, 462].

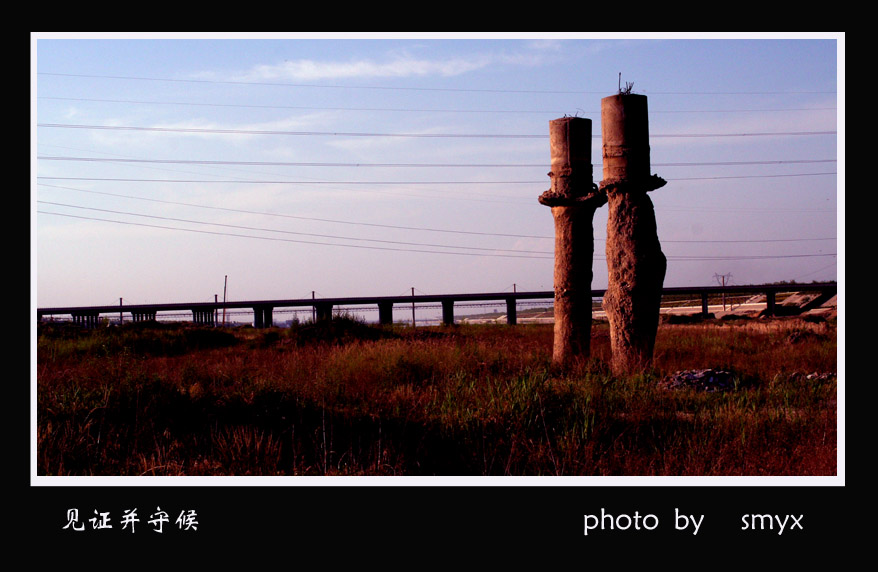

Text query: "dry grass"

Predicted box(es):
[36, 315, 837, 476]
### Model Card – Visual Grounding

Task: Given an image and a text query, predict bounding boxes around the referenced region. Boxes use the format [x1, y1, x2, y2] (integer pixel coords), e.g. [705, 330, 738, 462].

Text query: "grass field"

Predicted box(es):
[36, 314, 837, 477]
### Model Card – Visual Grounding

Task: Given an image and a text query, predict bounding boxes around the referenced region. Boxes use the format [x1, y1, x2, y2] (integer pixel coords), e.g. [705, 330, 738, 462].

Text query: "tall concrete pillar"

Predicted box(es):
[599, 93, 667, 375]
[539, 117, 606, 366]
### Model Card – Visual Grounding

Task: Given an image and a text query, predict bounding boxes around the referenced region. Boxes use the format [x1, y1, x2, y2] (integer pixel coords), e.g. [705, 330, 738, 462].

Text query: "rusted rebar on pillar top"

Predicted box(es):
[539, 117, 606, 366]
[599, 92, 667, 376]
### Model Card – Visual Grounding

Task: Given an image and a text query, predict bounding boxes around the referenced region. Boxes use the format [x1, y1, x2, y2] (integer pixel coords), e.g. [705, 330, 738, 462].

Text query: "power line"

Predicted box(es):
[37, 156, 544, 168]
[37, 155, 837, 169]
[37, 208, 836, 262]
[36, 123, 545, 139]
[36, 122, 838, 139]
[665, 172, 836, 181]
[36, 176, 543, 185]
[36, 95, 838, 116]
[36, 172, 836, 185]
[37, 182, 836, 245]
[37, 183, 552, 239]
[670, 253, 835, 260]
[36, 72, 838, 96]
[36, 210, 554, 260]
[36, 200, 552, 256]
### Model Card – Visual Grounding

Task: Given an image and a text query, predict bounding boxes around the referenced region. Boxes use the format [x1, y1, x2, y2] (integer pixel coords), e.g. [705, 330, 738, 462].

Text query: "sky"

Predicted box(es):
[32, 33, 842, 319]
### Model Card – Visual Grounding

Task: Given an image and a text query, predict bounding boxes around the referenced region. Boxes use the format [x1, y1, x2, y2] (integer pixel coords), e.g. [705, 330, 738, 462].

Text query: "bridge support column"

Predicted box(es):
[131, 311, 157, 323]
[314, 303, 333, 321]
[378, 302, 394, 325]
[505, 298, 517, 325]
[765, 292, 776, 317]
[701, 293, 710, 318]
[441, 300, 455, 326]
[72, 312, 101, 328]
[252, 306, 273, 328]
[192, 309, 215, 326]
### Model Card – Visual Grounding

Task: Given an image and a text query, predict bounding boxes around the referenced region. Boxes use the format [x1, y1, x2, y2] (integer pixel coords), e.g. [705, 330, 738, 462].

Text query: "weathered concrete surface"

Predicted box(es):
[599, 94, 667, 375]
[546, 203, 599, 363]
[539, 117, 606, 366]
[602, 186, 666, 374]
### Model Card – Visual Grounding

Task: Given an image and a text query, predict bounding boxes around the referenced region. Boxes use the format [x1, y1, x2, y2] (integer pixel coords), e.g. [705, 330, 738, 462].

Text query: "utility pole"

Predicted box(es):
[714, 273, 732, 310]
[119, 297, 123, 325]
[411, 287, 416, 327]
[222, 275, 228, 327]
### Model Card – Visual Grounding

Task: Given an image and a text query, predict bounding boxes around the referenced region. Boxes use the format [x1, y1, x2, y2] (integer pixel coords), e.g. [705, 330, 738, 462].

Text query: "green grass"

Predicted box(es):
[36, 315, 837, 476]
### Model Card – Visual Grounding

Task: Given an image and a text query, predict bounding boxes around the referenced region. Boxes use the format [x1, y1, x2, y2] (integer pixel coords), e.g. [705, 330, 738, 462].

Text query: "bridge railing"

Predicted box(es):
[37, 282, 837, 329]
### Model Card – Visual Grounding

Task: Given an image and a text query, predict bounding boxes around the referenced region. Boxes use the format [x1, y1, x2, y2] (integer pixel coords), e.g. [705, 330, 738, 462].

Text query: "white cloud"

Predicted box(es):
[244, 54, 494, 82]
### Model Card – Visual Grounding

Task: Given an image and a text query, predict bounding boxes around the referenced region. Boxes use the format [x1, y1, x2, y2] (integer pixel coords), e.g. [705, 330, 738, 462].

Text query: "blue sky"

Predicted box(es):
[32, 33, 842, 314]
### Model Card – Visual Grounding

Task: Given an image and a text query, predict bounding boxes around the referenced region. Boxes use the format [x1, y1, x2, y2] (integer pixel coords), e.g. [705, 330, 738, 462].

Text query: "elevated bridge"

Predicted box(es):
[37, 282, 837, 329]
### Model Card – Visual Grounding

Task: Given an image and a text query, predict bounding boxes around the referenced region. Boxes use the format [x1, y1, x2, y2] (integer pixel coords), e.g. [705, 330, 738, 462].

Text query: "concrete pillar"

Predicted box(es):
[193, 308, 215, 326]
[441, 300, 455, 326]
[505, 298, 517, 325]
[264, 307, 272, 328]
[599, 93, 667, 375]
[314, 303, 333, 321]
[138, 311, 156, 322]
[538, 117, 606, 366]
[252, 306, 272, 328]
[378, 302, 394, 325]
[73, 312, 100, 328]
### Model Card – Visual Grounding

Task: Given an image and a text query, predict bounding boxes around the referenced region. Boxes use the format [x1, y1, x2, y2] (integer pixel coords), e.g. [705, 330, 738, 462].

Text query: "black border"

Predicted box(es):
[27, 33, 847, 560]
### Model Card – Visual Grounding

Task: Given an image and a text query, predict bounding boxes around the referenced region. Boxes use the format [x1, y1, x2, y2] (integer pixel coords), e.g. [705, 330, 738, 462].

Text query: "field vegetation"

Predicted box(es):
[36, 313, 837, 476]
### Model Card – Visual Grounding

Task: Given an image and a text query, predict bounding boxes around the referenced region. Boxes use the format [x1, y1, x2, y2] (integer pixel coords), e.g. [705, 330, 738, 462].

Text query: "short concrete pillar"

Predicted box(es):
[252, 306, 272, 328]
[599, 93, 667, 375]
[539, 117, 606, 365]
[505, 298, 517, 325]
[314, 303, 333, 321]
[72, 312, 100, 328]
[263, 306, 273, 328]
[378, 302, 394, 325]
[441, 300, 455, 326]
[192, 308, 213, 326]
